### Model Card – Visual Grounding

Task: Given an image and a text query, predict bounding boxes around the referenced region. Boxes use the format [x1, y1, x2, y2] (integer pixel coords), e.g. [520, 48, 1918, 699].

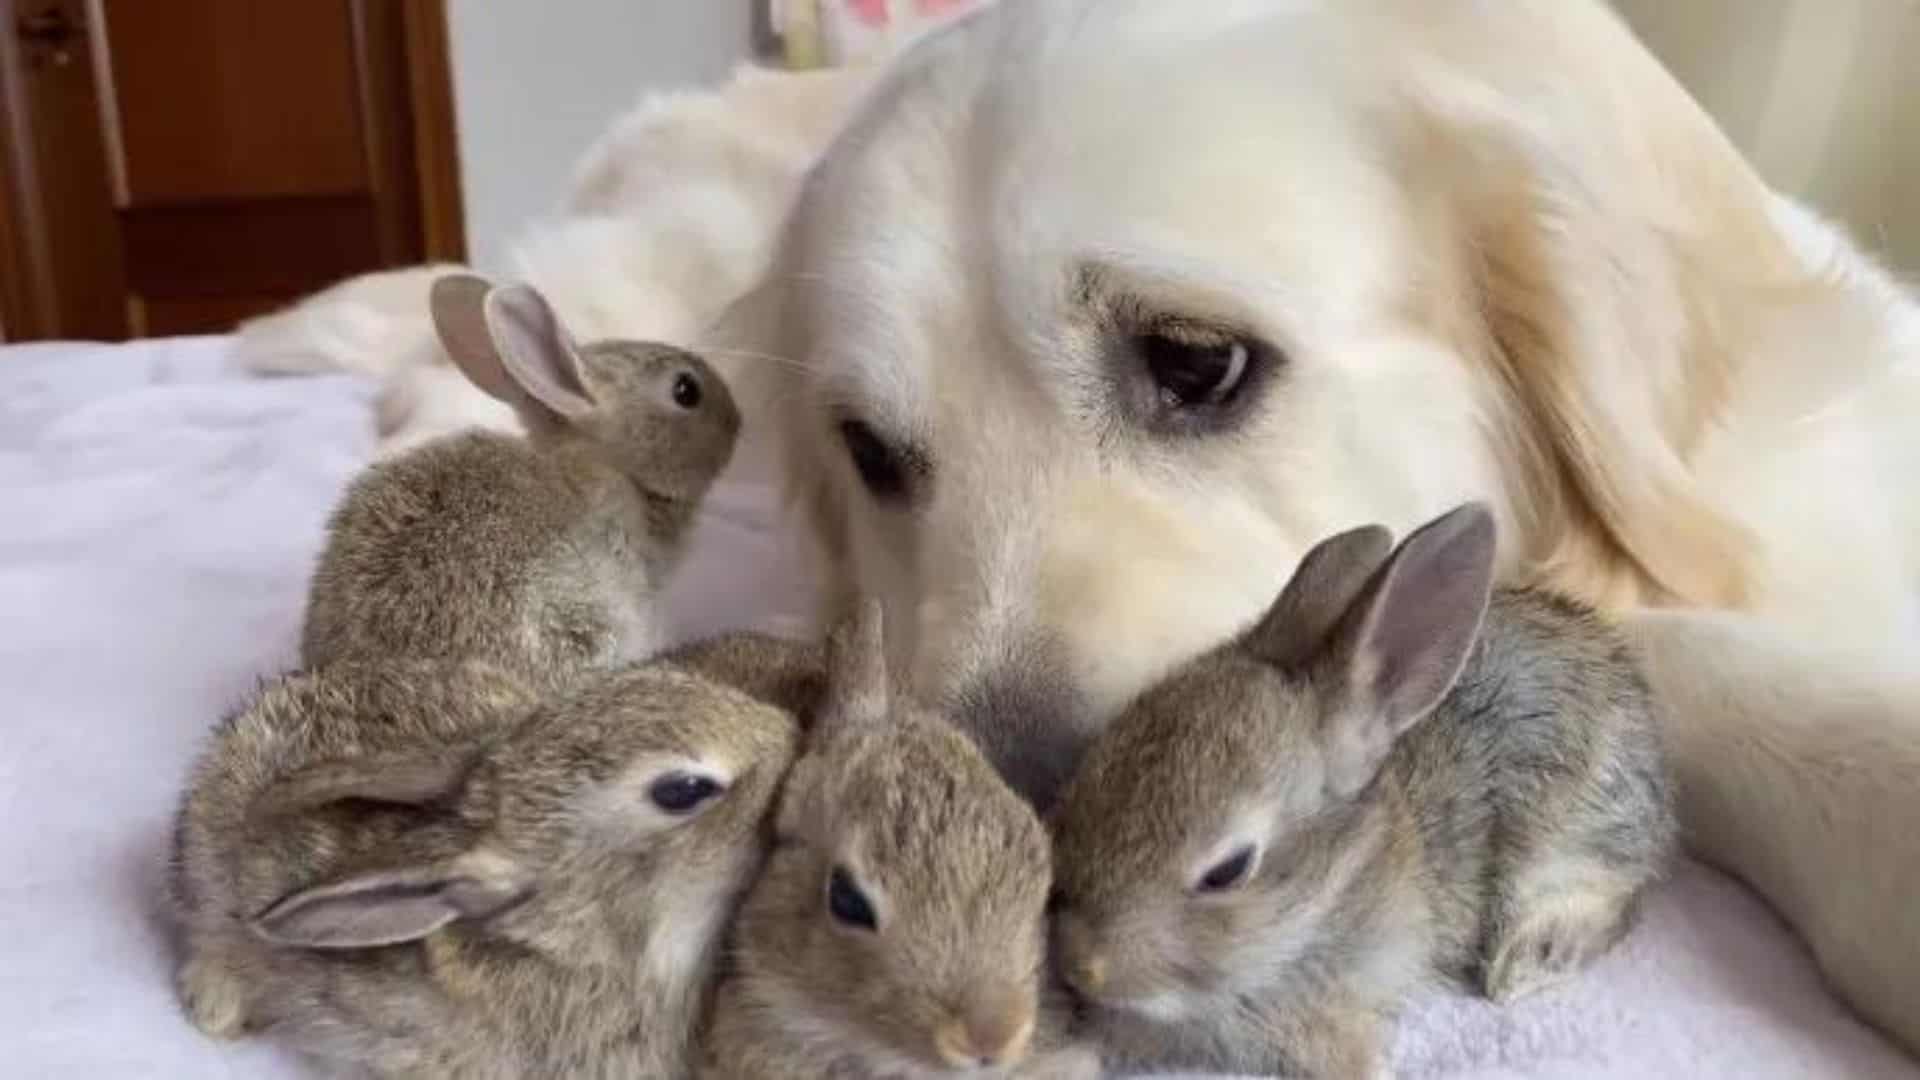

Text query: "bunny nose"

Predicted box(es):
[933, 988, 1035, 1068]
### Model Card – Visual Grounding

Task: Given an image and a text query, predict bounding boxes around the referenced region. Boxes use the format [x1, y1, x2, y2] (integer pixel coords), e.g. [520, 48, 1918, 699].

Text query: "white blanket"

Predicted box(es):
[0, 335, 1911, 1079]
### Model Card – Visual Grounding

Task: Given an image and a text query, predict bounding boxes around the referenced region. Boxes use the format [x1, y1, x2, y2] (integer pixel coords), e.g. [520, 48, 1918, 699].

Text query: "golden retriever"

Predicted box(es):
[721, 0, 1920, 1055]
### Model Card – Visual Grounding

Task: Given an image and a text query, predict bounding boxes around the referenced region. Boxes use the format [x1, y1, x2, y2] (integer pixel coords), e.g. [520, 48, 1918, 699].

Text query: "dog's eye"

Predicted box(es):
[1119, 322, 1279, 437]
[648, 772, 724, 814]
[839, 420, 909, 502]
[1196, 845, 1257, 893]
[1140, 329, 1253, 408]
[827, 866, 878, 930]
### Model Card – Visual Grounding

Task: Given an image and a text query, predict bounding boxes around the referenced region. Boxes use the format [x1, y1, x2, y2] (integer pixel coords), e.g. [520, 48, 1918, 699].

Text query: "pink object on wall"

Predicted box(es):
[847, 0, 972, 26]
[772, 0, 990, 68]
[847, 0, 891, 26]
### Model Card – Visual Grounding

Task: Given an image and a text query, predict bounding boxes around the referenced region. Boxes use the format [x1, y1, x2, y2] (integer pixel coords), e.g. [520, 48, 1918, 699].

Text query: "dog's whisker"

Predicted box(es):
[698, 347, 814, 375]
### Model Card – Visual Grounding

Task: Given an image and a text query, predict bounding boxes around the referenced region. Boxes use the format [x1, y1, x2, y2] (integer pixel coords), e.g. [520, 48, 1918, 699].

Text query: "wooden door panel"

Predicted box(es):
[0, 0, 462, 342]
[120, 195, 383, 335]
[100, 0, 370, 203]
[0, 0, 129, 339]
[95, 0, 422, 332]
[138, 294, 291, 339]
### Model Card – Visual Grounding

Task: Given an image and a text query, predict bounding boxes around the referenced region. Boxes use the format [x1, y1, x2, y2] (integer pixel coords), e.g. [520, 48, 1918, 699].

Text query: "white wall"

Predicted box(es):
[445, 1, 756, 272]
[1613, 0, 1920, 273]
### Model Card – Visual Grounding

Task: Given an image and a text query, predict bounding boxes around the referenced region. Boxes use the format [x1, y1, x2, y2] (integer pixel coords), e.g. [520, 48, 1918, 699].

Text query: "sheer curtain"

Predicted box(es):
[1613, 0, 1920, 274]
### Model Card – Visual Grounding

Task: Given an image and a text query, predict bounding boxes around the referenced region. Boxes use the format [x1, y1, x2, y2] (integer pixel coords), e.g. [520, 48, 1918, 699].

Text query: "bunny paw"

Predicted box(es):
[1484, 893, 1631, 1002]
[178, 955, 253, 1038]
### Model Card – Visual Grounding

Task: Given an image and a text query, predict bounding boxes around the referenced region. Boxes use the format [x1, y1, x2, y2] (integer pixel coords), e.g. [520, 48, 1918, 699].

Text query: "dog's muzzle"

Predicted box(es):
[947, 646, 1092, 812]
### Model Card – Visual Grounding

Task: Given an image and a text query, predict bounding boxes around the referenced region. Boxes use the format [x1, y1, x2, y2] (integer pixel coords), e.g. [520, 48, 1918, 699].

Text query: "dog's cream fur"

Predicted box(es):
[235, 0, 1920, 1057]
[724, 0, 1920, 1055]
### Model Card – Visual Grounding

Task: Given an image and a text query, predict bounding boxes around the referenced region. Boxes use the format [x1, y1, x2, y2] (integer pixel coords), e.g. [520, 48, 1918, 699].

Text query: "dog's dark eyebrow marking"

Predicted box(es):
[1069, 263, 1145, 328]
[1068, 263, 1104, 309]
[1071, 257, 1276, 335]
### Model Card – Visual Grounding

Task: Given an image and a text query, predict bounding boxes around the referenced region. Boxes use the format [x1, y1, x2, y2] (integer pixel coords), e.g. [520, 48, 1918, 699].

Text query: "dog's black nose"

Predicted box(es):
[949, 652, 1090, 812]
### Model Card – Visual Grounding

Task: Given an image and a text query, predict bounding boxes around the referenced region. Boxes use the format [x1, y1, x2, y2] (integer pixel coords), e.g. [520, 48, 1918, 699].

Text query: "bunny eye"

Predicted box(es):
[1196, 845, 1257, 893]
[826, 866, 878, 931]
[648, 772, 724, 814]
[670, 371, 703, 410]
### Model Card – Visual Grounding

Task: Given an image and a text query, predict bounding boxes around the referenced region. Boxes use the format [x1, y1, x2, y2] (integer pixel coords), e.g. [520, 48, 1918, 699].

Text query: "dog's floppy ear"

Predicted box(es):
[1404, 93, 1759, 612]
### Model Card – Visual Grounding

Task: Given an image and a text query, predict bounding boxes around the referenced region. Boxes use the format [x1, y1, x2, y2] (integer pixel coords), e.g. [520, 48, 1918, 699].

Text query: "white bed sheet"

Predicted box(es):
[0, 335, 1912, 1079]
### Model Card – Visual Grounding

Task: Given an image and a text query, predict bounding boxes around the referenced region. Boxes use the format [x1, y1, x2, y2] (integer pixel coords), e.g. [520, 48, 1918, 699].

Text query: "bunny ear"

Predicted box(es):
[431, 273, 520, 404]
[1313, 502, 1497, 797]
[482, 284, 597, 421]
[820, 599, 889, 732]
[256, 752, 475, 818]
[429, 273, 596, 428]
[772, 754, 822, 841]
[1243, 523, 1395, 670]
[249, 851, 532, 950]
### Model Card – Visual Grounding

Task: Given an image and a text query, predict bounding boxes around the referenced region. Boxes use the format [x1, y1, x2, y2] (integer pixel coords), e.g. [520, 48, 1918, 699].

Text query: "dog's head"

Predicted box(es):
[723, 0, 1780, 807]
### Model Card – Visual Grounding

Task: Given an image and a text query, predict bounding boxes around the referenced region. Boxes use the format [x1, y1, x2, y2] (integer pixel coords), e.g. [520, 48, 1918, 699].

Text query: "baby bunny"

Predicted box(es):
[300, 272, 740, 677]
[1049, 502, 1676, 1077]
[169, 657, 799, 1079]
[702, 602, 1099, 1080]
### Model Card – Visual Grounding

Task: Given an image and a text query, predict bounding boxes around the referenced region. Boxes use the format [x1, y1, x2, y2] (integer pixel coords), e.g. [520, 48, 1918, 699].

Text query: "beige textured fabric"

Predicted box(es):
[1615, 0, 1920, 273]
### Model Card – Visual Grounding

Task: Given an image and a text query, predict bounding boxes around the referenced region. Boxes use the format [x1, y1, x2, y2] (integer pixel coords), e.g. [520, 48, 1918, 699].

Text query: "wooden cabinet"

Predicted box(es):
[0, 0, 463, 342]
